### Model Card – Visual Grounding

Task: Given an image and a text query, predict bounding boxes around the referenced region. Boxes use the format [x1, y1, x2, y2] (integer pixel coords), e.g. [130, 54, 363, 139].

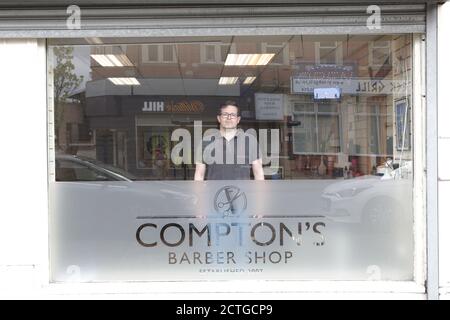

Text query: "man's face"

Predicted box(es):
[217, 105, 241, 130]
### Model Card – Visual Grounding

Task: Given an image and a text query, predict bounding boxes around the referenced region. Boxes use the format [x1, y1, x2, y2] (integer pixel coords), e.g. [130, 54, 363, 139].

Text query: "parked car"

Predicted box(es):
[55, 154, 136, 182]
[321, 161, 413, 232]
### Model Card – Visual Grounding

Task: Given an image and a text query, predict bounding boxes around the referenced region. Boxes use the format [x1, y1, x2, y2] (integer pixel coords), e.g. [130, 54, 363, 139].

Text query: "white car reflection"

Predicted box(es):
[321, 162, 413, 231]
[54, 154, 199, 213]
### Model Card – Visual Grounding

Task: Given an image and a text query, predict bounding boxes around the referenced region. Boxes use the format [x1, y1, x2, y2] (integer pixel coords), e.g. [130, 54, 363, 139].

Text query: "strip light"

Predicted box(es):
[91, 54, 134, 67]
[224, 54, 275, 66]
[108, 77, 140, 85]
[218, 77, 239, 85]
[243, 77, 256, 84]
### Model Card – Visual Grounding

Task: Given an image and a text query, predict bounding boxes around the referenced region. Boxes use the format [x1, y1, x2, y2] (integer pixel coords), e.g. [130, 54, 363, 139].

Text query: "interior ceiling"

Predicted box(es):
[83, 34, 396, 96]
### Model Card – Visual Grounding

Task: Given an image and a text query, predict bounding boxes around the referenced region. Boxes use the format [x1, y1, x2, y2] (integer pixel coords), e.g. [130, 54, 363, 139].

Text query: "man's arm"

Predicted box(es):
[252, 158, 265, 180]
[194, 163, 206, 181]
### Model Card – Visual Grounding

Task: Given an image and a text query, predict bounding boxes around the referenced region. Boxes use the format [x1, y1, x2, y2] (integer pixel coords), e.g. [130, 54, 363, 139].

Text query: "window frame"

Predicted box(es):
[44, 33, 428, 297]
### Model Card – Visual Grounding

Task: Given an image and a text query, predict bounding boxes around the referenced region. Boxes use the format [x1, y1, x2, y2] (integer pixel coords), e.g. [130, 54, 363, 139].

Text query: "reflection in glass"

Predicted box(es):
[48, 34, 418, 282]
[50, 35, 414, 182]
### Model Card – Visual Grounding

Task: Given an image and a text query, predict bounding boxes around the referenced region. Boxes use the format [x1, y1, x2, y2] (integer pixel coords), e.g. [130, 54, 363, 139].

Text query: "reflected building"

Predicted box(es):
[53, 35, 413, 181]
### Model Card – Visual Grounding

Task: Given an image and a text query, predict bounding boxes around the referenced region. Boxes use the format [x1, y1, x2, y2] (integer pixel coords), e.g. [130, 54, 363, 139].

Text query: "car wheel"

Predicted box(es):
[362, 198, 401, 234]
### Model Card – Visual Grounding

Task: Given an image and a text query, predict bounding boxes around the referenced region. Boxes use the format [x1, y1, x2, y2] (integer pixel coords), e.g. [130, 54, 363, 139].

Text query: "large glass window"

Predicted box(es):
[48, 34, 418, 282]
[293, 101, 340, 155]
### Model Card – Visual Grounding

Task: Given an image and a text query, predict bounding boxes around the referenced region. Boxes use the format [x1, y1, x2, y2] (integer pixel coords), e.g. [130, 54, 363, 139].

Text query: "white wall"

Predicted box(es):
[438, 1, 450, 300]
[0, 39, 48, 298]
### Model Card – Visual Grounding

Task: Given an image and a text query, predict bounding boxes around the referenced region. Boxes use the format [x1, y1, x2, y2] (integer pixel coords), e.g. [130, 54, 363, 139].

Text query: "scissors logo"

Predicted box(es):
[214, 186, 247, 218]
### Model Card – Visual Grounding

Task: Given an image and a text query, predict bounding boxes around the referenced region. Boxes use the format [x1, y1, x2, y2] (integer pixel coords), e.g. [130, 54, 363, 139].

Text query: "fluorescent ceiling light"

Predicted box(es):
[243, 77, 256, 84]
[108, 77, 140, 85]
[224, 54, 275, 66]
[218, 77, 239, 85]
[85, 37, 103, 45]
[91, 54, 134, 67]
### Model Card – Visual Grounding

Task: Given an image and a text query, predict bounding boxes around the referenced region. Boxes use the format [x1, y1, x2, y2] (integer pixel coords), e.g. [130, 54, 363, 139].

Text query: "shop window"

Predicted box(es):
[354, 103, 390, 156]
[261, 42, 289, 65]
[48, 34, 419, 283]
[369, 40, 392, 67]
[314, 41, 343, 65]
[292, 102, 341, 154]
[142, 44, 177, 63]
[200, 43, 233, 63]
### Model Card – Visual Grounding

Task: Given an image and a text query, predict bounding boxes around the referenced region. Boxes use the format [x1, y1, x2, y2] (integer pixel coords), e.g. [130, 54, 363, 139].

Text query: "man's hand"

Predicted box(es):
[252, 158, 265, 180]
[194, 163, 206, 181]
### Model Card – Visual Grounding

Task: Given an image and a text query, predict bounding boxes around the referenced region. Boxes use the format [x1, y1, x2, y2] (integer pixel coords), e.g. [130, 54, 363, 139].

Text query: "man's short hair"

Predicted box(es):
[218, 100, 240, 115]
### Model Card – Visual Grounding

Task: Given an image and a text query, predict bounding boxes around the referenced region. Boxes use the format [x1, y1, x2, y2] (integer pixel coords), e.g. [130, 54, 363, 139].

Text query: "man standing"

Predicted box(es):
[194, 101, 265, 181]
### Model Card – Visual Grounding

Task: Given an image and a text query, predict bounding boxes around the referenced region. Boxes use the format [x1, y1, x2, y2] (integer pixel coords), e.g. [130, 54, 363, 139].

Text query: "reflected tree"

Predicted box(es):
[53, 47, 84, 150]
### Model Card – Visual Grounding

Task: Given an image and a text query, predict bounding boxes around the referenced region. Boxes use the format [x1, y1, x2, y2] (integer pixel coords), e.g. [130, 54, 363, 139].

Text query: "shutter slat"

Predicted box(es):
[0, 4, 426, 37]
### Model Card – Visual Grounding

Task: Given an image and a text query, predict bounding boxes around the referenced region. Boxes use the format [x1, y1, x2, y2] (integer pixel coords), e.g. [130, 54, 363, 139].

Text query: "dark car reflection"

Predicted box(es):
[55, 154, 137, 182]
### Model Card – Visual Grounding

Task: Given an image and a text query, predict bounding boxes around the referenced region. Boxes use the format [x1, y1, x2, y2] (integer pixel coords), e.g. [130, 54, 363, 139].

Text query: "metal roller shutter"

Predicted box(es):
[0, 1, 430, 37]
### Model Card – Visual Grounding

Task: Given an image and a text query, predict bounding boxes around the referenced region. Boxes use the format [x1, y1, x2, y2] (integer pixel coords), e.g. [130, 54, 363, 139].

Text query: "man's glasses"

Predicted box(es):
[220, 112, 238, 119]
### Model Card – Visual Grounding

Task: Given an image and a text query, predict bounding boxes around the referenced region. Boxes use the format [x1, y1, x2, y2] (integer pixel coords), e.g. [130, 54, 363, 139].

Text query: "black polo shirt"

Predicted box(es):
[199, 130, 260, 180]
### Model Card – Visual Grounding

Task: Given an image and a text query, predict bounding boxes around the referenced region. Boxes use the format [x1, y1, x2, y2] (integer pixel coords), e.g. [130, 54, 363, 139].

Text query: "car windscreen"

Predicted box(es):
[80, 158, 137, 180]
